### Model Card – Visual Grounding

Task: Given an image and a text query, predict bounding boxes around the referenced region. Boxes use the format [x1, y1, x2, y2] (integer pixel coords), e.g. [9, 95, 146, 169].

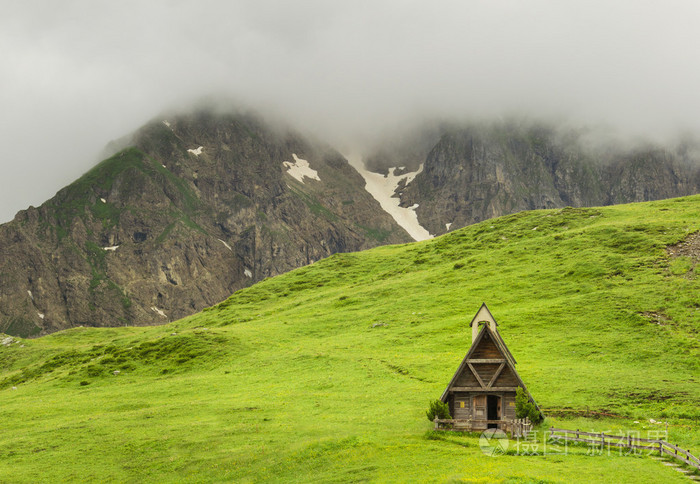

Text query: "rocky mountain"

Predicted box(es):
[0, 110, 411, 337]
[2, 112, 699, 338]
[396, 120, 700, 236]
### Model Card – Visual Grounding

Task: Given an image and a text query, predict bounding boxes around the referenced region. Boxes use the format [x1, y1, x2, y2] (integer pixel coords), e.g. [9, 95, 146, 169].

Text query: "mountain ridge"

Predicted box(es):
[0, 110, 410, 336]
[1, 111, 700, 336]
[394, 121, 700, 235]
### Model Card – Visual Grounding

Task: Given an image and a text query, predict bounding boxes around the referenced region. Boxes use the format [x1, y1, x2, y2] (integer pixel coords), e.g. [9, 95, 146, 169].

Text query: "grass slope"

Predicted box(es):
[1, 196, 699, 483]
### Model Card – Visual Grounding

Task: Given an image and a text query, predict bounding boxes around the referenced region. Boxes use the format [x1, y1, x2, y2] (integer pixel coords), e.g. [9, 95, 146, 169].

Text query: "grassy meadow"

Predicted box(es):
[0, 195, 699, 482]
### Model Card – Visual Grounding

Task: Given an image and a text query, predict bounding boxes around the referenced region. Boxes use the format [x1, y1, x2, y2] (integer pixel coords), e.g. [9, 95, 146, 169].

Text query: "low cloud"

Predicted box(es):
[2, 0, 699, 222]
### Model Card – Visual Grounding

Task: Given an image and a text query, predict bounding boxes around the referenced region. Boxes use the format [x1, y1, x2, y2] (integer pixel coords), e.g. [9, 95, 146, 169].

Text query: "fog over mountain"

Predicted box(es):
[2, 1, 700, 223]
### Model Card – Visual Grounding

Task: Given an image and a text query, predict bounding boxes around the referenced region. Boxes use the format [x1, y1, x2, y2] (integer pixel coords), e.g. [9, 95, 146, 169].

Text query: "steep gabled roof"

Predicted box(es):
[470, 303, 516, 365]
[468, 318, 516, 367]
[440, 324, 537, 412]
[470, 302, 498, 328]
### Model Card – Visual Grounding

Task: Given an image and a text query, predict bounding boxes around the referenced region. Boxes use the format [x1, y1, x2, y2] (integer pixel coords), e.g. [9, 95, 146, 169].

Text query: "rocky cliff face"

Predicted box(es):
[3, 113, 699, 337]
[0, 111, 411, 337]
[398, 121, 700, 236]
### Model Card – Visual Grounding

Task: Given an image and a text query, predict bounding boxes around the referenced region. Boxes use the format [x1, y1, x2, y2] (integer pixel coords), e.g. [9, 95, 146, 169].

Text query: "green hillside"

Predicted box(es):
[0, 196, 698, 483]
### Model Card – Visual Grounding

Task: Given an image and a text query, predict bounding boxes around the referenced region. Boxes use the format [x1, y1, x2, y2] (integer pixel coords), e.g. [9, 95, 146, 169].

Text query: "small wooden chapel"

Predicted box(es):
[438, 303, 541, 433]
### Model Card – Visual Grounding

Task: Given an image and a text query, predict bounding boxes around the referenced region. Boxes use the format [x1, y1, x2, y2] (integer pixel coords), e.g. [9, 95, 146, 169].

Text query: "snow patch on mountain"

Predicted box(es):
[346, 154, 433, 241]
[188, 146, 203, 156]
[218, 239, 232, 251]
[151, 306, 167, 318]
[283, 154, 320, 183]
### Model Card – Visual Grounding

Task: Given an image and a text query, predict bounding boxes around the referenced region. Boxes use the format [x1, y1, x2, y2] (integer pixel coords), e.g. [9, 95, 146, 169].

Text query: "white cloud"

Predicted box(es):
[1, 0, 700, 222]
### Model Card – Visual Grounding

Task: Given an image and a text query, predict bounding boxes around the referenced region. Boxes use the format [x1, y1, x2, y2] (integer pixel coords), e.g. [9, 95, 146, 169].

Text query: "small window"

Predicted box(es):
[459, 401, 465, 408]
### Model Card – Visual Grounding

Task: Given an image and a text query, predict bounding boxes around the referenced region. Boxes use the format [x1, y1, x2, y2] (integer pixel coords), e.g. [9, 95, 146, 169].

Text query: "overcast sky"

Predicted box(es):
[1, 0, 699, 223]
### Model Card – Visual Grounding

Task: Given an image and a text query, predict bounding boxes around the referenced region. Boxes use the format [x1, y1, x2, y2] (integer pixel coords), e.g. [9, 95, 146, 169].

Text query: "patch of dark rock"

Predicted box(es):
[133, 231, 148, 243]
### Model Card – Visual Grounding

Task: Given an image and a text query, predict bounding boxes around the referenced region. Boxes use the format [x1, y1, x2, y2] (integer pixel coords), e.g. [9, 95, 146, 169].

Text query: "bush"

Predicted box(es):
[528, 405, 542, 424]
[426, 399, 451, 422]
[515, 387, 542, 424]
[85, 364, 104, 377]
